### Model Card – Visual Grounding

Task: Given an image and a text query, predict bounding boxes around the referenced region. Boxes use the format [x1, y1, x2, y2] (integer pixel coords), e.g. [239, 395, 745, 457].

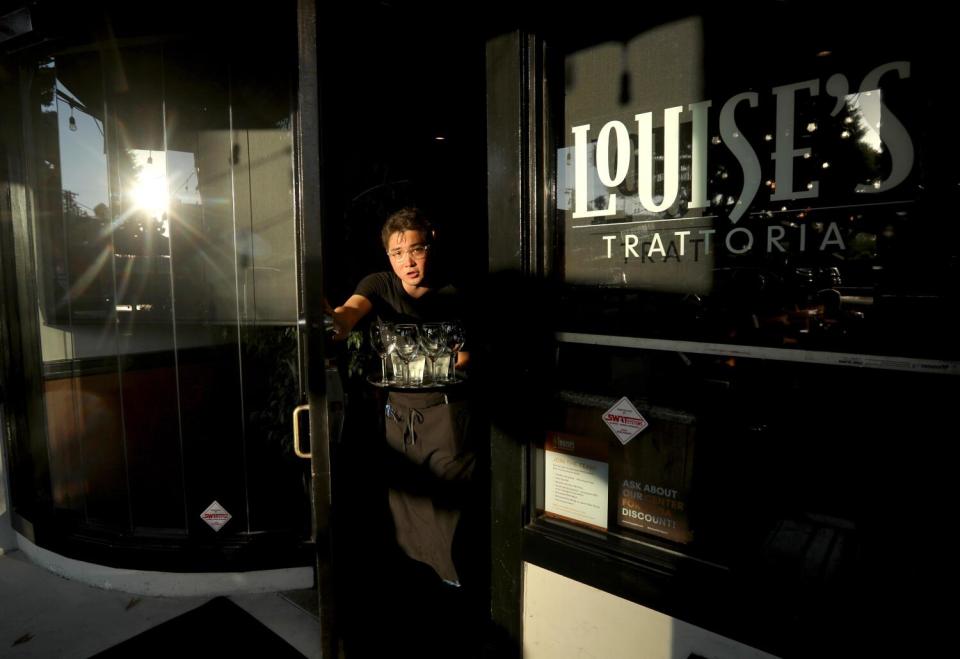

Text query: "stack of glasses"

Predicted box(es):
[369, 320, 465, 387]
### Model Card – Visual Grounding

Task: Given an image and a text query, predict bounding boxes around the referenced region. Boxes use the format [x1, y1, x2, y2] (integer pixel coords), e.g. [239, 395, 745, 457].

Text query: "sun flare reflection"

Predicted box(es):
[128, 149, 169, 236]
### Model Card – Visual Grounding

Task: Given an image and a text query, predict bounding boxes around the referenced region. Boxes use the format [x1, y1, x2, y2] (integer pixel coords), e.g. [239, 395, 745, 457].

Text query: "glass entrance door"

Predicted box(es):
[0, 7, 318, 572]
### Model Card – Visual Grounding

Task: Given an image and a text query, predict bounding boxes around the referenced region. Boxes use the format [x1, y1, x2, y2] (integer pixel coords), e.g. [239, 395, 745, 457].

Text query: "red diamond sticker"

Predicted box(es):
[602, 397, 648, 444]
[200, 501, 232, 532]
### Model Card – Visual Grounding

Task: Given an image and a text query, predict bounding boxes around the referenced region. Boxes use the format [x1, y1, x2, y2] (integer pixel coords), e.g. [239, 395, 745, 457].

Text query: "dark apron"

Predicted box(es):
[383, 390, 474, 583]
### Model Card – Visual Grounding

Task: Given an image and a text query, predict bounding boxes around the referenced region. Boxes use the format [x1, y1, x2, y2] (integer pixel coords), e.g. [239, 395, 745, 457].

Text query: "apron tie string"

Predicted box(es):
[404, 407, 425, 450]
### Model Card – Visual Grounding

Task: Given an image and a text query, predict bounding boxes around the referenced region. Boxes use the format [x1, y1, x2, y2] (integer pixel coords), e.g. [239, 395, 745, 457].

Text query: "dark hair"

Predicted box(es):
[381, 207, 434, 249]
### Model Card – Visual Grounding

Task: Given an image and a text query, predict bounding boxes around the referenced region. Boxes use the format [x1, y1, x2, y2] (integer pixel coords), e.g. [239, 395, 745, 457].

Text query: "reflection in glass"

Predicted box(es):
[23, 34, 305, 539]
[127, 149, 169, 232]
[556, 16, 956, 361]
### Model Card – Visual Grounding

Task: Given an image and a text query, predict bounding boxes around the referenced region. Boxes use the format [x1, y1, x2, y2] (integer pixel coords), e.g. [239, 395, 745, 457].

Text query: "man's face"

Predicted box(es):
[387, 230, 430, 287]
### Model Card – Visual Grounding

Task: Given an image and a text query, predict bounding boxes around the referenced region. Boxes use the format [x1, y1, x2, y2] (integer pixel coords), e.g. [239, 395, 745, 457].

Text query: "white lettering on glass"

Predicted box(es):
[636, 106, 683, 213]
[770, 79, 820, 202]
[570, 62, 914, 224]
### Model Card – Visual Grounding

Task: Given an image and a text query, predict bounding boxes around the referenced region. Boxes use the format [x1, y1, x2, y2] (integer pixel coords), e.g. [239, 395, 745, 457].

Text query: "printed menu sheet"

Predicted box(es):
[544, 432, 609, 531]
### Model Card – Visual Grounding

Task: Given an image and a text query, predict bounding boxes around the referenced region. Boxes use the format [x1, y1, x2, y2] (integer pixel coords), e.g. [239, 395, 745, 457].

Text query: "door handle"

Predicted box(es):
[293, 404, 311, 459]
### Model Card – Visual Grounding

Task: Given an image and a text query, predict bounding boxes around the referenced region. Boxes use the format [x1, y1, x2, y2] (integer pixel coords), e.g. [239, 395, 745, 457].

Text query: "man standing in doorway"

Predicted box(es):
[329, 207, 480, 657]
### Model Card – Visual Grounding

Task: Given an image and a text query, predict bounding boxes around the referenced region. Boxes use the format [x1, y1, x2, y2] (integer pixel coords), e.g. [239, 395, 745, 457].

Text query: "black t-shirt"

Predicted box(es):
[354, 272, 465, 327]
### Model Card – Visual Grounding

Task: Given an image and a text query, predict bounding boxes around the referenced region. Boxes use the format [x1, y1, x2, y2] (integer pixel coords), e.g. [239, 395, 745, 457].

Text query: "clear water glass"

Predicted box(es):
[370, 320, 396, 383]
[419, 323, 446, 384]
[393, 324, 421, 386]
[441, 321, 465, 382]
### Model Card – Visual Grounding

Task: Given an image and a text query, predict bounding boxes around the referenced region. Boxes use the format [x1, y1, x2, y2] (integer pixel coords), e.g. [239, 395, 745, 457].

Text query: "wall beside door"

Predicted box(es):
[523, 563, 778, 659]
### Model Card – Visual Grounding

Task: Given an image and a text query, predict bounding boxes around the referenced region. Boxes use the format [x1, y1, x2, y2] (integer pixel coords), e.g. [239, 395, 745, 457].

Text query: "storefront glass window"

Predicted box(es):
[555, 11, 959, 362]
[533, 5, 958, 650]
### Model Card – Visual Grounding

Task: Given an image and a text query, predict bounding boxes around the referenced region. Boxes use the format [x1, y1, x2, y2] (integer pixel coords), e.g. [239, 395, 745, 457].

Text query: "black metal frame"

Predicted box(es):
[293, 1, 336, 657]
[485, 29, 551, 657]
[0, 40, 55, 537]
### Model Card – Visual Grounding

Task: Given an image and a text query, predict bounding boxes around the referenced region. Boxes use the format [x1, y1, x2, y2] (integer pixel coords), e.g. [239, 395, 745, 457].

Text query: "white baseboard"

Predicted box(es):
[14, 531, 314, 597]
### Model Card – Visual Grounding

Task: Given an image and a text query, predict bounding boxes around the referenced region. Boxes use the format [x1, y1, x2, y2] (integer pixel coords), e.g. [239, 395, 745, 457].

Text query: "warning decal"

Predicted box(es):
[200, 501, 232, 532]
[602, 396, 649, 445]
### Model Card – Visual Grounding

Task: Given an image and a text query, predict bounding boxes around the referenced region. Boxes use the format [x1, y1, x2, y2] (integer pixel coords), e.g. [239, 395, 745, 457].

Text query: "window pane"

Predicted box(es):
[557, 12, 959, 361]
[22, 24, 305, 539]
[539, 6, 958, 651]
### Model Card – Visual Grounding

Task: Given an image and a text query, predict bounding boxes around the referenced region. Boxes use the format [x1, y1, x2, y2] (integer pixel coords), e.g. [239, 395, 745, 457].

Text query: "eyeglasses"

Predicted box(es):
[387, 244, 430, 262]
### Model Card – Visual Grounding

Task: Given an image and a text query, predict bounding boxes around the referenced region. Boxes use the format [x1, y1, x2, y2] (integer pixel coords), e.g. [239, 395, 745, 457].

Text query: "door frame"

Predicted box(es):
[293, 0, 336, 656]
[0, 31, 56, 542]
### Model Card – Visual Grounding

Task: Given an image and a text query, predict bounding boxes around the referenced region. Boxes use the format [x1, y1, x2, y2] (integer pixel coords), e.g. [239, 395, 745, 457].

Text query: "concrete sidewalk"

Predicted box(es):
[0, 548, 321, 658]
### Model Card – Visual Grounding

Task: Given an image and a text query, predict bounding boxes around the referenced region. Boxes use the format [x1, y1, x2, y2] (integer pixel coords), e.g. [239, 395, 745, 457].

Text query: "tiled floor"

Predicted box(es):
[0, 548, 322, 658]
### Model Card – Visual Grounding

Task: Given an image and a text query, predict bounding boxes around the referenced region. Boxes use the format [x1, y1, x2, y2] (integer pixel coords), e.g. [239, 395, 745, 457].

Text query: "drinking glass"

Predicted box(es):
[369, 320, 396, 383]
[393, 324, 421, 386]
[441, 321, 465, 382]
[419, 323, 446, 384]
